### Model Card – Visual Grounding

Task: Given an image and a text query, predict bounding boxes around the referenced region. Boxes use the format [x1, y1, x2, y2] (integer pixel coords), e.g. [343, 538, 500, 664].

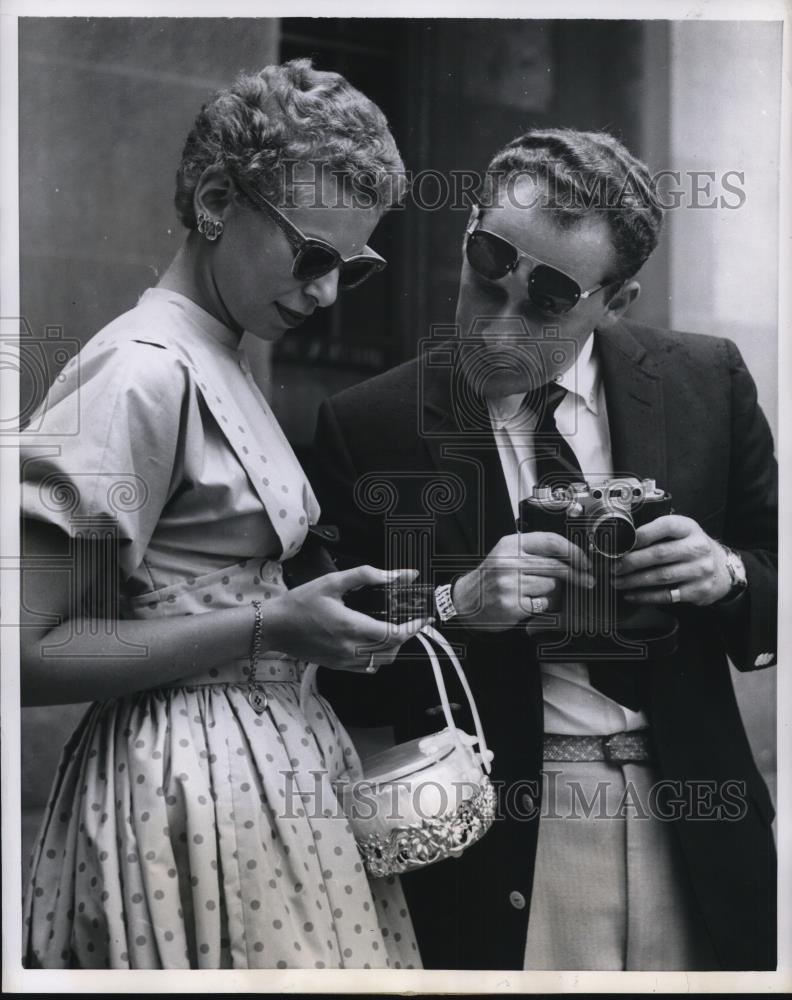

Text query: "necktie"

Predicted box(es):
[529, 382, 584, 492]
[528, 383, 646, 711]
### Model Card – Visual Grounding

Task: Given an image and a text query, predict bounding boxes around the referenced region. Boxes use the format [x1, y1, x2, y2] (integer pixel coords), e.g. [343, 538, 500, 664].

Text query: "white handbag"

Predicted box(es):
[306, 625, 496, 878]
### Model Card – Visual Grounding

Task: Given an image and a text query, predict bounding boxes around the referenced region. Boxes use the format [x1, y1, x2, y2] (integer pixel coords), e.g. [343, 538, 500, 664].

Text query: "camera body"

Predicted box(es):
[518, 476, 672, 560]
[517, 477, 677, 657]
[344, 583, 436, 624]
[281, 524, 437, 625]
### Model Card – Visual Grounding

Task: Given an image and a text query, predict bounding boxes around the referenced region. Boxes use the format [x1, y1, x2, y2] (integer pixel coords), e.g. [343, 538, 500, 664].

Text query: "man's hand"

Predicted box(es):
[451, 532, 595, 631]
[612, 515, 734, 606]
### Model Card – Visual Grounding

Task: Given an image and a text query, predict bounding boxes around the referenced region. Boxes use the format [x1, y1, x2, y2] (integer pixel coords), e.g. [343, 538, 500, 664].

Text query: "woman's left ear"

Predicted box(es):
[193, 166, 237, 225]
[597, 280, 641, 328]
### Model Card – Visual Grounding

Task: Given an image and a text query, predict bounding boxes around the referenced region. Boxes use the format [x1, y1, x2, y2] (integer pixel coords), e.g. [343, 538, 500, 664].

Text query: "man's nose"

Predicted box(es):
[495, 280, 555, 334]
[304, 268, 340, 309]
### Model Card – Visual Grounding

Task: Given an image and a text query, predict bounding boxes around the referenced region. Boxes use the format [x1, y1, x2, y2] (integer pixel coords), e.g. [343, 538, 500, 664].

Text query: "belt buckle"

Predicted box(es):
[603, 732, 627, 763]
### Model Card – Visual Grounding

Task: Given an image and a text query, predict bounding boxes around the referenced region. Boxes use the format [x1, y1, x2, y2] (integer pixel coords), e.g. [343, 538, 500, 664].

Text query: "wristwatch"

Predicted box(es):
[718, 543, 748, 599]
[434, 582, 460, 622]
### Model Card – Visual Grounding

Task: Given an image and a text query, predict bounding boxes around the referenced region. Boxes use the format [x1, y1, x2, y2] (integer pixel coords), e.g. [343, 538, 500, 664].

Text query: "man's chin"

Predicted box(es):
[477, 370, 539, 399]
[457, 343, 559, 398]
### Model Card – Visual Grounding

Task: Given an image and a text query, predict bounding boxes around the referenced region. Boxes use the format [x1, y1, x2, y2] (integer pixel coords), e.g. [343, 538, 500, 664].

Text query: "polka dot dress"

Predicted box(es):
[20, 290, 421, 970]
[23, 667, 420, 970]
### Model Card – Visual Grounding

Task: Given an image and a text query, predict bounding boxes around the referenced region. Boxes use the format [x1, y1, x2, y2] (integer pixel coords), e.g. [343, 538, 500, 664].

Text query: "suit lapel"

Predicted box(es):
[595, 323, 671, 716]
[596, 322, 668, 488]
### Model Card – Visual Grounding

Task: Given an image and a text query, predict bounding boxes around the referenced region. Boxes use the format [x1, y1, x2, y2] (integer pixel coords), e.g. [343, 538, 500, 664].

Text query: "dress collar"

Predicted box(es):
[140, 287, 244, 352]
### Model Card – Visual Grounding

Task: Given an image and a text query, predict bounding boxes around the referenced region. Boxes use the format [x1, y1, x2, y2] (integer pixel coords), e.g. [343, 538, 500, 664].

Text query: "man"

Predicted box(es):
[310, 130, 777, 971]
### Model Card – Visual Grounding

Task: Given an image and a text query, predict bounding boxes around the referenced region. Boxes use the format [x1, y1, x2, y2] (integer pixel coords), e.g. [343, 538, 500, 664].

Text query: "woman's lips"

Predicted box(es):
[275, 302, 309, 326]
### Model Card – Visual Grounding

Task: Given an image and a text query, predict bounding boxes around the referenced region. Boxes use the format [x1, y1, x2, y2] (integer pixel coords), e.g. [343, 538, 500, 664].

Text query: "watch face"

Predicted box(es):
[725, 549, 748, 587]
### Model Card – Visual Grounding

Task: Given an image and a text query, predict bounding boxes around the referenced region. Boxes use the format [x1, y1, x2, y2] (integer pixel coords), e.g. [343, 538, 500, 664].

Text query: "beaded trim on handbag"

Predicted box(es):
[355, 773, 497, 878]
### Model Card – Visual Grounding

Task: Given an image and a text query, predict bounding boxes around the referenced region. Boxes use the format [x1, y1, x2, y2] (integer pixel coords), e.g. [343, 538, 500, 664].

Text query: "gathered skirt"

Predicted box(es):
[22, 678, 420, 969]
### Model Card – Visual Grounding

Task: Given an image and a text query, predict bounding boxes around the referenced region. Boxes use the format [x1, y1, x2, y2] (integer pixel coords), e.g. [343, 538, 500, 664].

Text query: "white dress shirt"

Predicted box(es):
[487, 333, 649, 735]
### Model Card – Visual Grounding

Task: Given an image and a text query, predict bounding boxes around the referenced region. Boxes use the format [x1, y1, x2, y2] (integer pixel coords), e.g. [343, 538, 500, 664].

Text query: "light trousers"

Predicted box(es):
[524, 760, 719, 970]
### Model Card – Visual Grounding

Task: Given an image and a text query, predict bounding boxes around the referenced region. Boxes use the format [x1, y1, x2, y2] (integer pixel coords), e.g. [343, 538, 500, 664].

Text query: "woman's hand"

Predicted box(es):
[19, 521, 428, 703]
[264, 566, 433, 670]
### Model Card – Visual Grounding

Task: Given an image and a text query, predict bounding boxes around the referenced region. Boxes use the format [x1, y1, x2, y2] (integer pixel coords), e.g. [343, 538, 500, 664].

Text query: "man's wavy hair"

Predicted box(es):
[175, 58, 406, 228]
[483, 128, 664, 284]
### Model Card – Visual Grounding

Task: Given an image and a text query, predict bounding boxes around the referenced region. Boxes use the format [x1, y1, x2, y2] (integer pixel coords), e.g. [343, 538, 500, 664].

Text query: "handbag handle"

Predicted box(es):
[415, 625, 491, 775]
[299, 626, 491, 776]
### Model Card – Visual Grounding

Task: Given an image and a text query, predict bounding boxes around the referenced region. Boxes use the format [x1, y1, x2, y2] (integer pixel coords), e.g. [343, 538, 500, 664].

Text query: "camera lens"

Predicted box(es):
[589, 509, 637, 557]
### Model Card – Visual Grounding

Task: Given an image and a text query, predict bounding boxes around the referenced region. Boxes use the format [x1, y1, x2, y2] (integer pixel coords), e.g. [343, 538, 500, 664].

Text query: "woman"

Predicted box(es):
[21, 59, 427, 970]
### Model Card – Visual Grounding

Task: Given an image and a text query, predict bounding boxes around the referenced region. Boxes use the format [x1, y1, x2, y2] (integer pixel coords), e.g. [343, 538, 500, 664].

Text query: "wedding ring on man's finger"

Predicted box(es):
[530, 597, 549, 615]
[669, 587, 682, 604]
[365, 653, 378, 674]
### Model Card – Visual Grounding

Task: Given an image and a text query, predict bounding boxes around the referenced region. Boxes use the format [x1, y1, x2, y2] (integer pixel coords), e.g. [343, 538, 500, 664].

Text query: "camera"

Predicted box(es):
[343, 583, 436, 624]
[517, 476, 678, 659]
[281, 523, 436, 625]
[518, 476, 672, 559]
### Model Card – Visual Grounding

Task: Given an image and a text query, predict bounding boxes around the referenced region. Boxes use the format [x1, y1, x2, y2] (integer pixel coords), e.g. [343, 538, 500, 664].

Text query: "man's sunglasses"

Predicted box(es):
[464, 204, 612, 316]
[235, 176, 387, 290]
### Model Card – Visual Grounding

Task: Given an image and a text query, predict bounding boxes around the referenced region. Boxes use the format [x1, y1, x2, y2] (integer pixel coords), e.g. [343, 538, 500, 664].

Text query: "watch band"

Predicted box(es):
[434, 582, 459, 622]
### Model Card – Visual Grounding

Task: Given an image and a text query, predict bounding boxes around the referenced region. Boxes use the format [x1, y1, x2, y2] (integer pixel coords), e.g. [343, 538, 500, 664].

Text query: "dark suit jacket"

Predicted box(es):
[310, 320, 778, 971]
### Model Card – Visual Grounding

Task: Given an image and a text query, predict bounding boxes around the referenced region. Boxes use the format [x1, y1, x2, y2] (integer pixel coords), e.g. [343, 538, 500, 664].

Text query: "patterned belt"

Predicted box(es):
[543, 729, 654, 764]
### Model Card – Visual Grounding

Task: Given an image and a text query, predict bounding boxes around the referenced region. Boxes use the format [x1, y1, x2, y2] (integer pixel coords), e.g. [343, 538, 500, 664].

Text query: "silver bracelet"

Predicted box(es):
[247, 599, 267, 713]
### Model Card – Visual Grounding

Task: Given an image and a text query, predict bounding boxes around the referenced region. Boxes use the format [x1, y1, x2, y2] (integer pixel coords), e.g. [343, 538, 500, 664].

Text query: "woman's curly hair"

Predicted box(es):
[483, 128, 664, 284]
[175, 58, 406, 229]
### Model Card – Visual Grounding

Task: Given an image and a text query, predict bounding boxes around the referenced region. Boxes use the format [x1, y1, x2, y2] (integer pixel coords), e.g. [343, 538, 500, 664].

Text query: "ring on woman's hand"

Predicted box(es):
[530, 597, 548, 615]
[364, 653, 378, 674]
[669, 587, 682, 604]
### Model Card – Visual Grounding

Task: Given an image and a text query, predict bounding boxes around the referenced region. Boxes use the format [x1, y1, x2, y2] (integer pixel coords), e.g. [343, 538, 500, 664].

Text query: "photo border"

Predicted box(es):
[2, 0, 789, 993]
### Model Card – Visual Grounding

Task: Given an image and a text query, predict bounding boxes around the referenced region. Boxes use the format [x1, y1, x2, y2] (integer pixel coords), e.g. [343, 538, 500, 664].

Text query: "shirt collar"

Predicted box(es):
[486, 332, 601, 430]
[558, 332, 600, 414]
